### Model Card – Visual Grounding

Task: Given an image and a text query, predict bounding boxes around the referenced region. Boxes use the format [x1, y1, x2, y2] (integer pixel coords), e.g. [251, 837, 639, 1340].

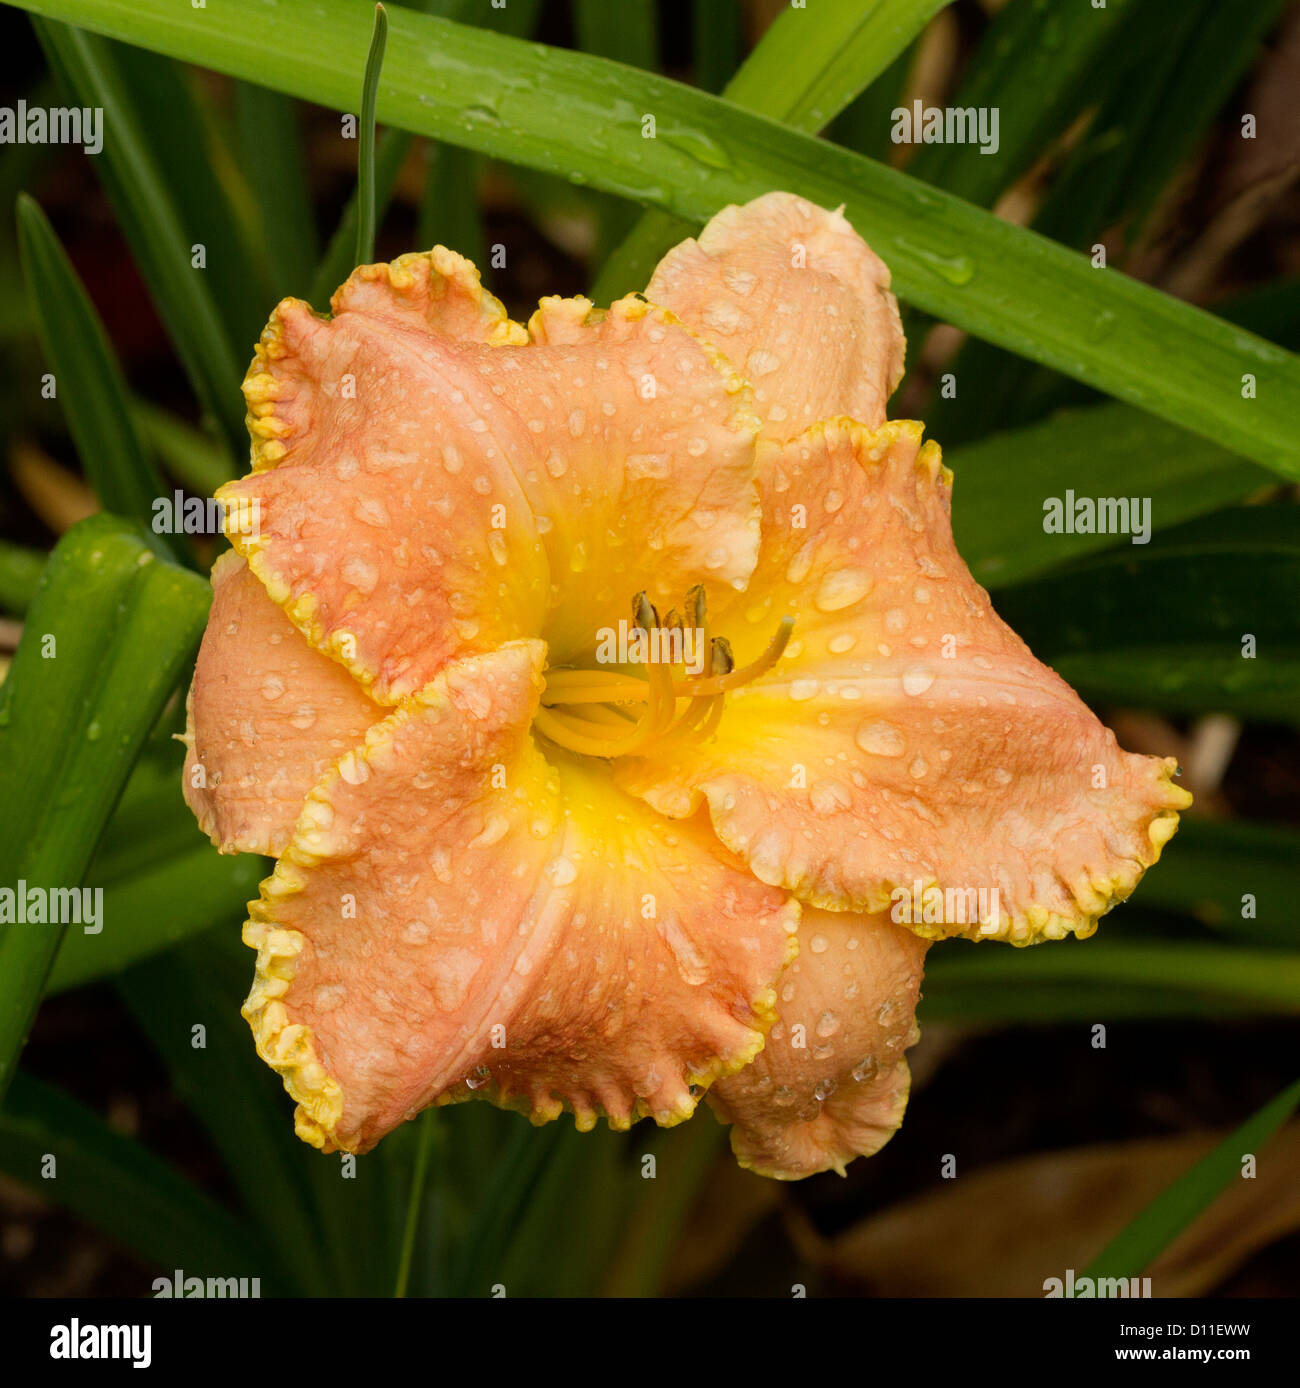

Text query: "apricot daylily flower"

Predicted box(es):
[182, 192, 1189, 1179]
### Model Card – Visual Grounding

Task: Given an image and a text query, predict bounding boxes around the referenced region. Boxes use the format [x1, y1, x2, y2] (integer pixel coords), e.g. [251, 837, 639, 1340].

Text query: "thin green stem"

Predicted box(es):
[356, 2, 389, 267]
[394, 1108, 437, 1298]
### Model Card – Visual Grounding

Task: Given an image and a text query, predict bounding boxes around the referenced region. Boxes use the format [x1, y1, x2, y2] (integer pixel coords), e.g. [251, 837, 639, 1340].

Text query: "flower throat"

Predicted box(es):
[537, 586, 793, 759]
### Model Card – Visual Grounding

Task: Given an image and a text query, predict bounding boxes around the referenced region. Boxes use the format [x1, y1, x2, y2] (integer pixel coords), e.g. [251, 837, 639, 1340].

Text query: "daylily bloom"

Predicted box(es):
[182, 193, 1189, 1179]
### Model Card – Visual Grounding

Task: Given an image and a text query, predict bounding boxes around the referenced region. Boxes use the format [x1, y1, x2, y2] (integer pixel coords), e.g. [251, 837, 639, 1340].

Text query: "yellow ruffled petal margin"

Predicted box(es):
[240, 247, 525, 476]
[890, 785, 1188, 947]
[240, 645, 799, 1154]
[240, 805, 794, 1154]
[242, 914, 344, 1149]
[222, 246, 762, 703]
[617, 415, 1193, 948]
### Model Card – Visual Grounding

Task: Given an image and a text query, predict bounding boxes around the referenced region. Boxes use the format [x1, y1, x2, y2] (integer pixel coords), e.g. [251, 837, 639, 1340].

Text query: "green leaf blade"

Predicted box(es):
[923, 940, 1300, 1023]
[993, 508, 1300, 722]
[949, 402, 1273, 589]
[32, 17, 248, 458]
[0, 1070, 272, 1282]
[595, 0, 952, 298]
[356, 3, 390, 268]
[1082, 1076, 1300, 1283]
[234, 81, 320, 297]
[16, 194, 177, 555]
[14, 0, 1298, 477]
[0, 515, 209, 1097]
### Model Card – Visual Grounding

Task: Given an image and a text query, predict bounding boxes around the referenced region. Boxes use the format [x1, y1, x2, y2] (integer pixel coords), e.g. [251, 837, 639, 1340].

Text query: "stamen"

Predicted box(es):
[577, 703, 637, 727]
[541, 670, 647, 704]
[634, 592, 676, 735]
[691, 692, 726, 741]
[664, 636, 730, 743]
[534, 708, 658, 757]
[537, 589, 792, 760]
[685, 584, 708, 634]
[678, 617, 794, 696]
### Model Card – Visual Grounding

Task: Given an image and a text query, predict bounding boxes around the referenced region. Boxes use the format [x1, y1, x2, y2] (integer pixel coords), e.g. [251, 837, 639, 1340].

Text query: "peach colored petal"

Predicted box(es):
[219, 250, 760, 696]
[492, 294, 759, 662]
[181, 552, 382, 857]
[708, 907, 928, 1179]
[618, 419, 1191, 945]
[242, 640, 797, 1153]
[329, 247, 530, 347]
[218, 271, 549, 704]
[646, 192, 905, 438]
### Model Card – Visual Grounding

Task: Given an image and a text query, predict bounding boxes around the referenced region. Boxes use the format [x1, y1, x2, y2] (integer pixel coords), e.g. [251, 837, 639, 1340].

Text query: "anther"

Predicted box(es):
[632, 591, 657, 631]
[536, 589, 792, 759]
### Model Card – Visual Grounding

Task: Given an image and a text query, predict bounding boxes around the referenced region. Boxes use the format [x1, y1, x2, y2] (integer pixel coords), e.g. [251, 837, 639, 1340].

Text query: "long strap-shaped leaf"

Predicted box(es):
[0, 515, 209, 1099]
[48, 843, 264, 993]
[949, 402, 1269, 588]
[16, 194, 182, 561]
[1082, 1076, 1300, 1284]
[234, 81, 320, 299]
[0, 1070, 272, 1282]
[15, 0, 1298, 478]
[923, 941, 1300, 1022]
[0, 541, 46, 615]
[307, 0, 539, 308]
[116, 937, 340, 1296]
[31, 17, 249, 459]
[906, 0, 1133, 209]
[722, 0, 952, 133]
[1142, 817, 1300, 950]
[593, 0, 952, 299]
[994, 507, 1300, 724]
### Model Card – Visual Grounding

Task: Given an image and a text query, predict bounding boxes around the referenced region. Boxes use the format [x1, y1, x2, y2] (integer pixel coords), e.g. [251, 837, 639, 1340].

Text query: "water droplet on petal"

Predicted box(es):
[703, 301, 744, 334]
[785, 543, 815, 585]
[810, 779, 851, 814]
[748, 348, 781, 376]
[856, 719, 906, 756]
[902, 664, 935, 696]
[341, 555, 379, 595]
[815, 568, 872, 612]
[545, 856, 578, 886]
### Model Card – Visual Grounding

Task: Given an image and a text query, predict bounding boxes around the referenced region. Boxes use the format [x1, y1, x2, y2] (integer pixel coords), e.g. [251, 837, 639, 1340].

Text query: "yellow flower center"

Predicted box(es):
[536, 586, 793, 759]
